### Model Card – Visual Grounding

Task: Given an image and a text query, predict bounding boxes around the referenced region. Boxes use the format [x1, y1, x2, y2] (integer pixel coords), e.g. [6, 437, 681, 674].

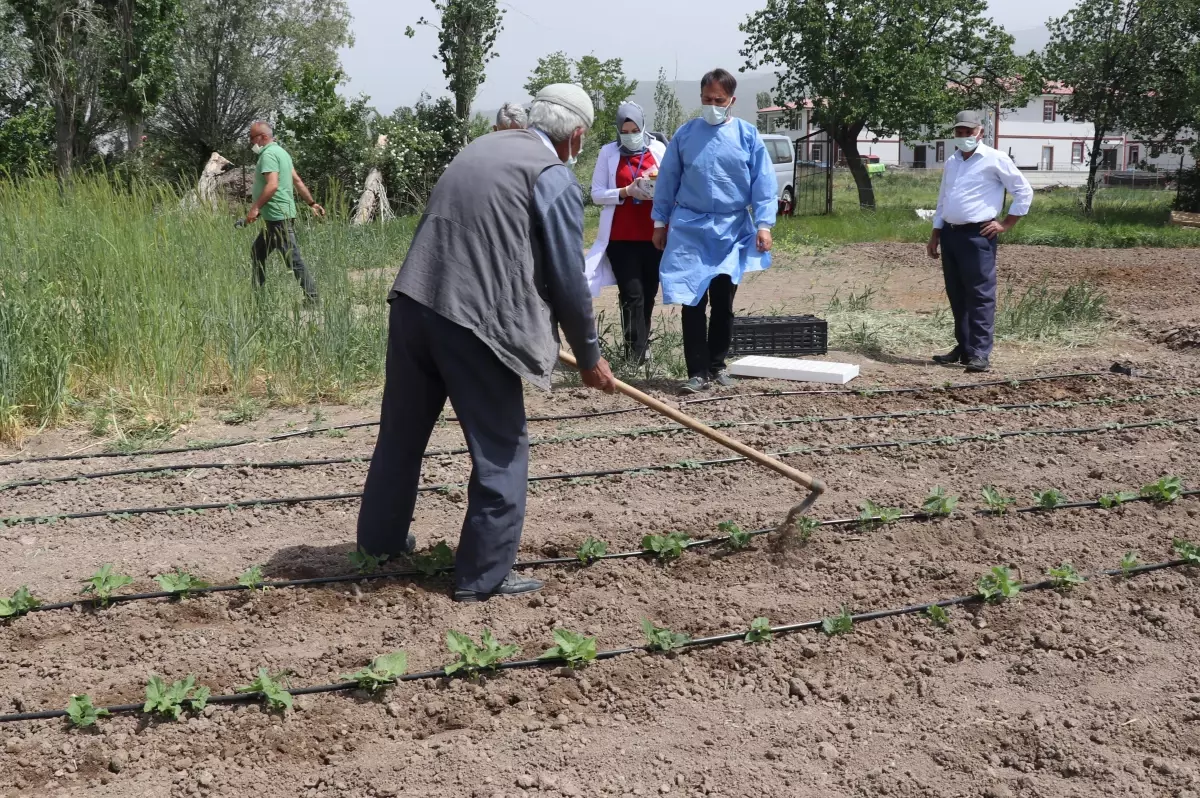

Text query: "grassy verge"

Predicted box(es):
[774, 170, 1200, 249]
[0, 175, 409, 443]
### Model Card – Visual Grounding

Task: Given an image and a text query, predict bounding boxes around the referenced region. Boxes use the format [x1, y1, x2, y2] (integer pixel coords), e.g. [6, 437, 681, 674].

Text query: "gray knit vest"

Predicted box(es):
[391, 130, 565, 389]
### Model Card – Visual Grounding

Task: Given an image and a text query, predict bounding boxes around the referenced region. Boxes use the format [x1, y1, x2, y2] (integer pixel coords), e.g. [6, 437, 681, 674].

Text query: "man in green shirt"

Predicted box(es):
[246, 120, 325, 300]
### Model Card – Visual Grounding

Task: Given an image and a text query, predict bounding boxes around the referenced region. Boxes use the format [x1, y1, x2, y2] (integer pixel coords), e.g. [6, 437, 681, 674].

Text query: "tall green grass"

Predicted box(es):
[0, 174, 408, 442]
[775, 170, 1200, 249]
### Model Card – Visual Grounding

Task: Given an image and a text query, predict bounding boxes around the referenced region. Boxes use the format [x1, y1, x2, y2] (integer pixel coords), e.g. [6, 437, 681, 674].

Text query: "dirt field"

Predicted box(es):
[3, 243, 1200, 798]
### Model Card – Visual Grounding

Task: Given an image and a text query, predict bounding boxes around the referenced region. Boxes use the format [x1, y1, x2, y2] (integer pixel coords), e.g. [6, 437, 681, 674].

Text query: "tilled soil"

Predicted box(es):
[3, 245, 1200, 798]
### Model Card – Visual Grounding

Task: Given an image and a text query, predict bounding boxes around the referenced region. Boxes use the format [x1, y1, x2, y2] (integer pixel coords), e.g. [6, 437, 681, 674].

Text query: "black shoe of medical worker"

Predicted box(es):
[453, 571, 544, 603]
[712, 370, 737, 388]
[678, 376, 709, 395]
[964, 357, 991, 373]
[932, 347, 966, 365]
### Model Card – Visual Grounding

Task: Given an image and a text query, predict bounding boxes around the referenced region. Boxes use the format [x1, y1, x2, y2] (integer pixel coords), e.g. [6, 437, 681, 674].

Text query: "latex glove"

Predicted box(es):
[626, 180, 652, 201]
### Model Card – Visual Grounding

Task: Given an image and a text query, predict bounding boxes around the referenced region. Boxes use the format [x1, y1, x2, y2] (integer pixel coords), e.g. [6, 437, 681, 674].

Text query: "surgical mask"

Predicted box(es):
[251, 142, 264, 155]
[566, 134, 582, 166]
[954, 135, 980, 152]
[619, 132, 644, 151]
[702, 101, 732, 126]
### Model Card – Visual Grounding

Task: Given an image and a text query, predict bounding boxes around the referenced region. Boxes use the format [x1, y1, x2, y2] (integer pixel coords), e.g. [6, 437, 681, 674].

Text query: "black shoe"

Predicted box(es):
[453, 571, 544, 604]
[964, 357, 991, 373]
[712, 369, 737, 388]
[932, 347, 965, 365]
[679, 376, 709, 395]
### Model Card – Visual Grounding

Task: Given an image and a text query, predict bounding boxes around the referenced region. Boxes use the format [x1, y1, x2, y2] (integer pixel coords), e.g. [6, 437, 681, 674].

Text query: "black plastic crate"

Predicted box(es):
[729, 315, 828, 357]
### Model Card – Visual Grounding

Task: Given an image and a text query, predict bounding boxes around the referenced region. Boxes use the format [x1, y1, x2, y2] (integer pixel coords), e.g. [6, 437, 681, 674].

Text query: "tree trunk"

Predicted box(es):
[1085, 130, 1105, 214]
[836, 132, 875, 209]
[127, 121, 144, 153]
[53, 98, 74, 183]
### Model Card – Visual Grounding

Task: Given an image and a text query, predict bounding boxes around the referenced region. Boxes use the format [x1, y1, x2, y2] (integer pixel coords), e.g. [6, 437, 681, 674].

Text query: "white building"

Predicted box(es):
[758, 86, 1195, 180]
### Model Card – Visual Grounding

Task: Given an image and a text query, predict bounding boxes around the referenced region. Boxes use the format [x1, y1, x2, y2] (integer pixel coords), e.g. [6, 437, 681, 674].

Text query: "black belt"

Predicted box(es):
[944, 221, 985, 230]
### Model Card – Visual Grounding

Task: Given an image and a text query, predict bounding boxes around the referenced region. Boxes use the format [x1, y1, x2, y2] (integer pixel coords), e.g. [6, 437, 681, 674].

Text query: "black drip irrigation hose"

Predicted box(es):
[3, 415, 1195, 527]
[11, 490, 1199, 615]
[4, 391, 1190, 492]
[1, 555, 1192, 725]
[0, 370, 1122, 468]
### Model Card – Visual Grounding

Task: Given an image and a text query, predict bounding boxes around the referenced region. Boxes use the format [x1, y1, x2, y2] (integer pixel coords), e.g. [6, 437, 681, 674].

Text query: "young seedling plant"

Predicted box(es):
[977, 566, 1021, 602]
[1033, 489, 1067, 510]
[821, 606, 854, 636]
[444, 630, 520, 677]
[66, 694, 110, 728]
[412, 541, 455, 577]
[1140, 475, 1183, 504]
[235, 669, 293, 712]
[154, 569, 209, 599]
[143, 675, 210, 720]
[642, 619, 690, 652]
[1048, 562, 1086, 590]
[981, 486, 1017, 514]
[642, 532, 690, 562]
[81, 564, 134, 606]
[1099, 490, 1140, 509]
[719, 521, 754, 551]
[744, 617, 773, 644]
[0, 586, 40, 619]
[576, 537, 609, 565]
[926, 604, 951, 630]
[1174, 538, 1200, 566]
[922, 487, 958, 517]
[348, 549, 388, 574]
[237, 565, 266, 591]
[858, 500, 902, 528]
[540, 628, 598, 668]
[1120, 551, 1140, 578]
[341, 651, 408, 693]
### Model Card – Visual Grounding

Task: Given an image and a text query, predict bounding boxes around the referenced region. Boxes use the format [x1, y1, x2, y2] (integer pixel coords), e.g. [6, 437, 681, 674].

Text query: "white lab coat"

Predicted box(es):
[583, 138, 669, 298]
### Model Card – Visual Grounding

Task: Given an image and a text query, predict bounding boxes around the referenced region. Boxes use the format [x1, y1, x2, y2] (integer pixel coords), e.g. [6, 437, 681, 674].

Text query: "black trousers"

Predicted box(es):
[356, 295, 529, 594]
[681, 274, 738, 380]
[605, 239, 662, 360]
[252, 219, 317, 299]
[940, 224, 998, 359]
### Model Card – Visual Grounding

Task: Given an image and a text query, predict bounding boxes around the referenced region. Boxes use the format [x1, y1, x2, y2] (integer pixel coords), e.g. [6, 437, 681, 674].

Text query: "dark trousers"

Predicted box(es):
[940, 224, 997, 359]
[252, 219, 317, 299]
[606, 240, 662, 360]
[356, 295, 529, 593]
[681, 274, 738, 380]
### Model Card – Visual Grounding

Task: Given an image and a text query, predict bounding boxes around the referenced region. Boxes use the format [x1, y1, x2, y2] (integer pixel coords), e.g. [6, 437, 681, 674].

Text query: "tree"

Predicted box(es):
[378, 93, 459, 213]
[467, 110, 490, 140]
[407, 0, 504, 135]
[5, 0, 110, 179]
[653, 66, 685, 137]
[1043, 0, 1200, 211]
[574, 54, 635, 145]
[742, 0, 1037, 208]
[755, 90, 772, 110]
[524, 50, 572, 96]
[155, 0, 352, 174]
[98, 0, 180, 151]
[274, 65, 372, 206]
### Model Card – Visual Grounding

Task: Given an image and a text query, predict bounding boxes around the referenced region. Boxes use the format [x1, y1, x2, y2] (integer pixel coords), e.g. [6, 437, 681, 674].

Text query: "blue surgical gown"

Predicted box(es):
[651, 117, 778, 306]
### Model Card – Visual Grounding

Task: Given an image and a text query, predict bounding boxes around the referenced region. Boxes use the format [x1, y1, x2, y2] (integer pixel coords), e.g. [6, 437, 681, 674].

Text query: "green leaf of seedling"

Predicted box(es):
[237, 565, 265, 590]
[744, 616, 773, 644]
[0, 586, 40, 618]
[444, 629, 520, 676]
[977, 566, 1021, 602]
[921, 487, 958, 517]
[1120, 551, 1140, 577]
[1047, 562, 1086, 590]
[642, 532, 690, 562]
[1032, 489, 1066, 510]
[858, 500, 902, 528]
[81, 564, 134, 606]
[143, 674, 207, 721]
[1098, 490, 1140, 509]
[981, 486, 1016, 515]
[412, 542, 454, 577]
[820, 606, 854, 636]
[1173, 538, 1200, 566]
[576, 537, 608, 565]
[341, 650, 408, 693]
[154, 569, 208, 598]
[1140, 475, 1183, 504]
[348, 549, 388, 574]
[538, 628, 598, 668]
[235, 668, 293, 712]
[926, 604, 951, 629]
[719, 521, 753, 550]
[66, 694, 110, 728]
[641, 618, 690, 652]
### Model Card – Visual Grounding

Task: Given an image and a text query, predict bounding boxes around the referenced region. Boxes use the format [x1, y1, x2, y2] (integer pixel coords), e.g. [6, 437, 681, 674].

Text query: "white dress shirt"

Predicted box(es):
[932, 142, 1033, 230]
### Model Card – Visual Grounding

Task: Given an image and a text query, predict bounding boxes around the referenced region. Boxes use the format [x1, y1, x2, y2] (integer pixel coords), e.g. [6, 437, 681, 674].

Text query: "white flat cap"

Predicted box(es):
[534, 83, 595, 128]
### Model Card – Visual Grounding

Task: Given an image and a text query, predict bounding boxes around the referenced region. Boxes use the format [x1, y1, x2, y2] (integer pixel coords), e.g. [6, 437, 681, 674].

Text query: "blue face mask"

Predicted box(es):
[954, 135, 980, 152]
[702, 100, 732, 126]
[619, 132, 644, 151]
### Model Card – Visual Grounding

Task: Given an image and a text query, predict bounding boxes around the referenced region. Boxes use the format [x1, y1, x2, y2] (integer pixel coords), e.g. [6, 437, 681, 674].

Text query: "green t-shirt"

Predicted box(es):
[252, 143, 297, 221]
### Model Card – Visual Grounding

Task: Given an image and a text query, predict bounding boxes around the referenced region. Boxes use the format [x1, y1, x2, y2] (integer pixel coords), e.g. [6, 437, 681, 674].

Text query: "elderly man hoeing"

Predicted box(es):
[927, 111, 1033, 373]
[356, 84, 617, 603]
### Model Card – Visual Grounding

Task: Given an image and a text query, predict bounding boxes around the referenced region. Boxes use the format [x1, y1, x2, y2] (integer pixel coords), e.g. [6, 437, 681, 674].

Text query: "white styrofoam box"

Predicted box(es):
[727, 356, 859, 385]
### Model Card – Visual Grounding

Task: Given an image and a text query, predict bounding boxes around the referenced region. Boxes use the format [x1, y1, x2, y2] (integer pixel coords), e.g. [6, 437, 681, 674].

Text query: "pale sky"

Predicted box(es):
[341, 0, 1077, 115]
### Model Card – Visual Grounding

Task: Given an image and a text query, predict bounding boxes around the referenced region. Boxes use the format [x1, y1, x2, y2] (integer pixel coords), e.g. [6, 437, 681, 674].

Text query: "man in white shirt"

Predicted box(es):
[926, 111, 1033, 373]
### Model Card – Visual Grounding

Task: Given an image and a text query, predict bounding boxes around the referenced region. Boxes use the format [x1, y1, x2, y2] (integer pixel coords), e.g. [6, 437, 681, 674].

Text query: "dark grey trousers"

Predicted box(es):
[941, 223, 998, 359]
[252, 219, 317, 299]
[356, 295, 529, 593]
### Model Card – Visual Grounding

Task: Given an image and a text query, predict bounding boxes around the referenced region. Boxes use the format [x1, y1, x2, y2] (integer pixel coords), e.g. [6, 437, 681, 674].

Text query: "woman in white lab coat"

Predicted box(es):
[584, 102, 668, 362]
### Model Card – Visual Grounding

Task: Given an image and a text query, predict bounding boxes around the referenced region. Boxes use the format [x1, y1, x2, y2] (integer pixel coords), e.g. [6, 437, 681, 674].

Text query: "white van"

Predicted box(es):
[760, 133, 796, 207]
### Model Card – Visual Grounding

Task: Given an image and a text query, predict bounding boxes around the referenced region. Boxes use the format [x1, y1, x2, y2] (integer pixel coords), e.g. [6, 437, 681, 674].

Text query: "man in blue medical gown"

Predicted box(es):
[651, 68, 778, 395]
